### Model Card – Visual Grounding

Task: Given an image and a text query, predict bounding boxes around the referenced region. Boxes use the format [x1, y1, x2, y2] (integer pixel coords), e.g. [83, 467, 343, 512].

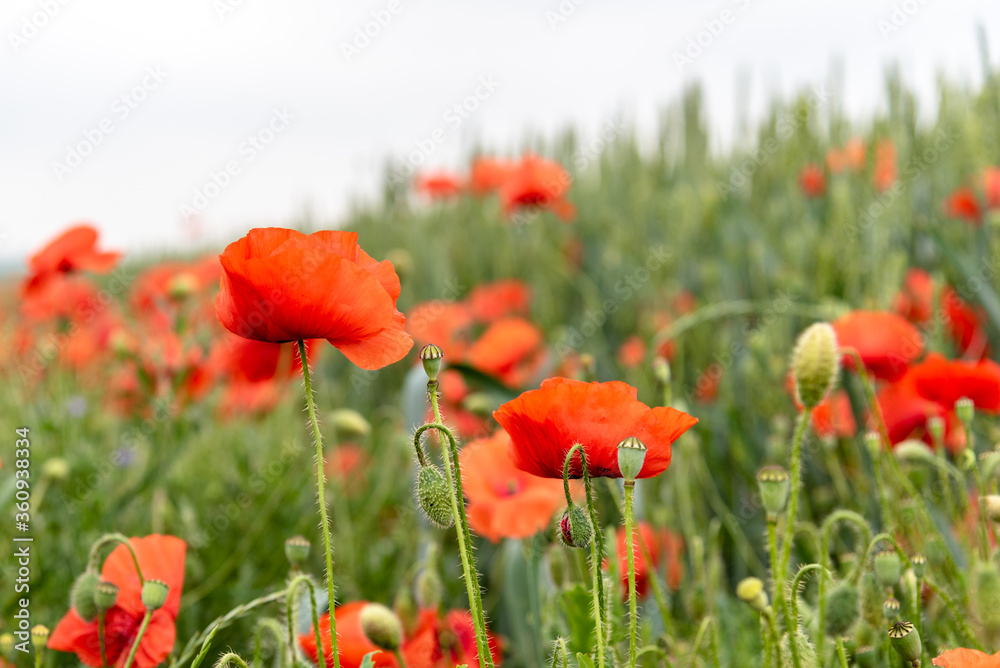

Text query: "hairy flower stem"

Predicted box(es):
[427, 384, 494, 668]
[286, 575, 323, 668]
[563, 445, 607, 668]
[778, 410, 811, 594]
[835, 638, 849, 668]
[963, 422, 993, 560]
[297, 340, 341, 668]
[122, 611, 152, 668]
[624, 480, 639, 668]
[768, 517, 801, 668]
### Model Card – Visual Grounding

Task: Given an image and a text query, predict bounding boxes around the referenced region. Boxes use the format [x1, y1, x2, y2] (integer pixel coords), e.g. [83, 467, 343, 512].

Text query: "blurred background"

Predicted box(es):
[2, 0, 999, 265]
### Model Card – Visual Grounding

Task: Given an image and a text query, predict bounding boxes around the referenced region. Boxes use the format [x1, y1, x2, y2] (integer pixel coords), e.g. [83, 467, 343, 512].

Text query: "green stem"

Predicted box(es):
[297, 339, 341, 668]
[177, 589, 289, 668]
[768, 518, 801, 668]
[393, 649, 409, 668]
[914, 577, 926, 668]
[624, 480, 638, 668]
[214, 652, 250, 668]
[286, 575, 323, 668]
[835, 638, 849, 668]
[778, 410, 811, 586]
[122, 611, 152, 668]
[964, 421, 993, 560]
[789, 564, 825, 637]
[924, 578, 986, 651]
[86, 534, 144, 584]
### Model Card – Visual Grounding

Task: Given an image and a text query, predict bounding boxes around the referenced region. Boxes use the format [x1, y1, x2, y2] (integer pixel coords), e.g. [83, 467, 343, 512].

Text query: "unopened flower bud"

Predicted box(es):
[911, 554, 927, 580]
[359, 603, 403, 651]
[756, 466, 791, 516]
[30, 626, 49, 649]
[984, 495, 1000, 523]
[42, 458, 70, 481]
[883, 597, 900, 620]
[736, 577, 769, 612]
[791, 322, 839, 409]
[419, 344, 444, 382]
[328, 409, 371, 439]
[874, 549, 902, 588]
[285, 535, 311, 568]
[617, 437, 647, 481]
[70, 571, 101, 622]
[888, 621, 921, 663]
[559, 505, 594, 550]
[0, 633, 13, 656]
[927, 416, 945, 444]
[780, 632, 818, 668]
[825, 582, 859, 637]
[393, 585, 416, 632]
[416, 466, 454, 529]
[141, 579, 169, 610]
[956, 397, 975, 425]
[893, 440, 935, 464]
[385, 249, 413, 280]
[461, 393, 494, 417]
[652, 357, 670, 385]
[413, 567, 443, 610]
[94, 581, 119, 612]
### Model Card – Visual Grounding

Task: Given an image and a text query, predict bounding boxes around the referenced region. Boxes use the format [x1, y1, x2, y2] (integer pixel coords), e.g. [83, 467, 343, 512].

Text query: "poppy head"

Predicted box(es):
[215, 228, 412, 370]
[494, 377, 698, 479]
[832, 310, 923, 381]
[24, 224, 121, 295]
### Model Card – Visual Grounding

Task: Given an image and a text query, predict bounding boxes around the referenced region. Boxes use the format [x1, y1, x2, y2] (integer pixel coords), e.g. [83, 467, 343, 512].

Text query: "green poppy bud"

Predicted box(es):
[0, 633, 14, 656]
[780, 632, 818, 668]
[328, 409, 371, 439]
[30, 626, 48, 650]
[617, 436, 647, 481]
[910, 554, 927, 580]
[416, 465, 454, 529]
[756, 465, 791, 517]
[927, 416, 945, 444]
[559, 505, 593, 550]
[359, 603, 403, 651]
[94, 581, 119, 612]
[864, 431, 881, 458]
[653, 357, 671, 385]
[413, 567, 443, 610]
[873, 549, 902, 588]
[736, 577, 769, 612]
[825, 582, 859, 637]
[956, 397, 975, 425]
[791, 322, 839, 409]
[70, 571, 101, 622]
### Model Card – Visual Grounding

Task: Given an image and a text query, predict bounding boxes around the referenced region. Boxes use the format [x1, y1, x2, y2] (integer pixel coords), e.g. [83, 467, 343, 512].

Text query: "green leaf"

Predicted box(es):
[359, 651, 381, 668]
[575, 653, 596, 668]
[559, 583, 597, 655]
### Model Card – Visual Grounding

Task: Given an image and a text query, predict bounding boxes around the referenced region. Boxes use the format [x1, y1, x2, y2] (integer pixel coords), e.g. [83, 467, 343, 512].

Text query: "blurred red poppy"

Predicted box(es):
[466, 317, 544, 387]
[605, 522, 683, 598]
[983, 166, 1000, 210]
[49, 535, 186, 668]
[467, 280, 531, 321]
[494, 377, 698, 479]
[470, 157, 515, 194]
[873, 140, 896, 191]
[825, 148, 846, 175]
[216, 228, 412, 370]
[908, 353, 1000, 414]
[407, 301, 473, 360]
[932, 647, 1000, 668]
[893, 269, 934, 324]
[461, 430, 572, 542]
[798, 164, 826, 198]
[23, 224, 121, 295]
[500, 155, 575, 221]
[833, 310, 923, 381]
[944, 187, 982, 224]
[942, 287, 990, 359]
[875, 380, 946, 446]
[811, 391, 857, 439]
[844, 138, 866, 171]
[415, 172, 464, 200]
[617, 336, 646, 369]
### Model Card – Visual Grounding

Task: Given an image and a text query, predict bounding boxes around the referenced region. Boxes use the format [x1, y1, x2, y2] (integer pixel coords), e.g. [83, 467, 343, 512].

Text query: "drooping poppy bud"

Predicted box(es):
[416, 466, 454, 528]
[559, 505, 593, 550]
[825, 582, 859, 637]
[359, 603, 403, 651]
[70, 571, 101, 622]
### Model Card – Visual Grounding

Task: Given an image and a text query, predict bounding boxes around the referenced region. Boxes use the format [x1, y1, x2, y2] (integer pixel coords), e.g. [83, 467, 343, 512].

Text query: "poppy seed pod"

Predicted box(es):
[419, 344, 444, 382]
[883, 597, 900, 620]
[93, 581, 119, 612]
[956, 396, 975, 425]
[30, 626, 49, 650]
[736, 577, 769, 612]
[863, 431, 881, 458]
[284, 535, 311, 568]
[617, 436, 647, 481]
[756, 465, 791, 517]
[893, 440, 935, 464]
[791, 322, 839, 409]
[854, 645, 877, 668]
[416, 466, 454, 529]
[70, 571, 101, 622]
[559, 505, 594, 550]
[910, 554, 927, 580]
[873, 549, 902, 588]
[888, 621, 921, 664]
[141, 579, 170, 610]
[359, 603, 404, 651]
[825, 582, 859, 637]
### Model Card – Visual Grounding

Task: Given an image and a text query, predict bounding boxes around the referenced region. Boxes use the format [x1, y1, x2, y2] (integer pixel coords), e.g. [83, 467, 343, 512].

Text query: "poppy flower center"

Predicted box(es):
[496, 479, 522, 497]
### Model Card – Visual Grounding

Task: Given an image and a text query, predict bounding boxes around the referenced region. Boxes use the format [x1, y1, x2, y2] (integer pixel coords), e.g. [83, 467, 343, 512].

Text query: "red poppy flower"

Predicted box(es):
[324, 443, 370, 496]
[467, 280, 531, 321]
[461, 430, 572, 542]
[415, 172, 464, 200]
[131, 256, 222, 315]
[825, 148, 846, 175]
[494, 377, 698, 479]
[875, 380, 946, 446]
[873, 140, 897, 191]
[908, 353, 1000, 414]
[210, 333, 316, 384]
[844, 138, 866, 171]
[944, 187, 982, 224]
[893, 269, 934, 324]
[942, 287, 990, 359]
[983, 167, 1000, 210]
[216, 228, 412, 370]
[466, 317, 544, 387]
[48, 535, 186, 668]
[407, 301, 474, 360]
[832, 310, 923, 381]
[23, 224, 121, 295]
[798, 164, 826, 198]
[812, 390, 857, 439]
[617, 336, 647, 369]
[20, 274, 102, 323]
[301, 603, 400, 668]
[408, 608, 502, 668]
[500, 155, 575, 221]
[933, 647, 1000, 668]
[470, 157, 515, 194]
[604, 523, 683, 598]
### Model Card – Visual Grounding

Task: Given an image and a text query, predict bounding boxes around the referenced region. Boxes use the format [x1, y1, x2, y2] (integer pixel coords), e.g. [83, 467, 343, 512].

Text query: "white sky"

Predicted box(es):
[1, 0, 998, 264]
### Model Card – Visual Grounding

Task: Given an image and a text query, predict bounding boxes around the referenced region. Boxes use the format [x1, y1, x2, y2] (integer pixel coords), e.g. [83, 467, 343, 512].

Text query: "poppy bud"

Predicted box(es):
[30, 626, 48, 650]
[883, 597, 900, 620]
[42, 457, 70, 481]
[94, 581, 119, 612]
[385, 249, 413, 281]
[756, 466, 791, 517]
[959, 447, 977, 472]
[791, 322, 839, 409]
[141, 579, 170, 610]
[419, 344, 444, 382]
[328, 409, 371, 439]
[359, 603, 403, 651]
[559, 505, 593, 550]
[864, 431, 881, 458]
[888, 621, 921, 664]
[927, 416, 945, 443]
[652, 357, 671, 385]
[70, 571, 101, 622]
[736, 577, 769, 612]
[413, 567, 443, 610]
[825, 582, 859, 637]
[874, 549, 902, 588]
[893, 440, 935, 464]
[0, 633, 13, 656]
[462, 393, 495, 418]
[780, 632, 818, 668]
[911, 554, 927, 580]
[617, 436, 647, 481]
[167, 272, 199, 300]
[284, 535, 311, 568]
[416, 466, 454, 529]
[956, 397, 975, 425]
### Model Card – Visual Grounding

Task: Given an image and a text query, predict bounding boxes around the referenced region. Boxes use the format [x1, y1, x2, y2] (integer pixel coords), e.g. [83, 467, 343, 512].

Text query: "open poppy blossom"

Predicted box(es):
[23, 224, 121, 295]
[301, 603, 403, 668]
[944, 186, 982, 224]
[873, 139, 897, 191]
[467, 280, 531, 321]
[216, 228, 412, 370]
[875, 379, 947, 446]
[893, 268, 934, 324]
[798, 164, 826, 198]
[933, 647, 1000, 668]
[465, 317, 544, 387]
[907, 353, 1000, 414]
[460, 430, 574, 542]
[499, 155, 575, 222]
[48, 535, 186, 668]
[942, 287, 990, 359]
[415, 172, 464, 200]
[494, 377, 698, 479]
[470, 157, 515, 194]
[832, 310, 923, 381]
